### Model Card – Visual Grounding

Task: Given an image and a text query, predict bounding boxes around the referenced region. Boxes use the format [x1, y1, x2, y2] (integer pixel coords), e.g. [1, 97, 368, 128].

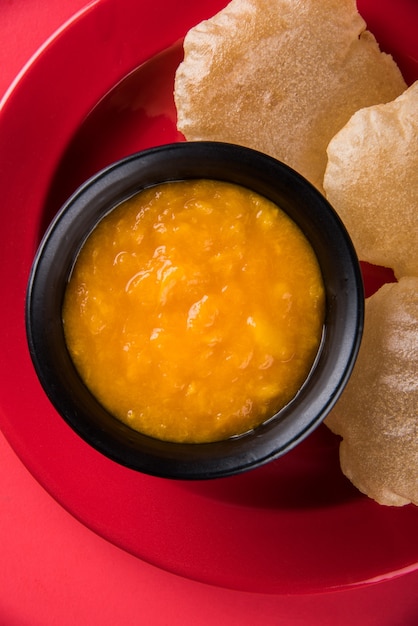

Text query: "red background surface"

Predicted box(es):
[0, 1, 417, 624]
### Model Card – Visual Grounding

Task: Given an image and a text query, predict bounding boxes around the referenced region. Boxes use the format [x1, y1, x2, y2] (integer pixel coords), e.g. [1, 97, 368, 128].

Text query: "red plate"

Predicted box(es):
[0, 0, 417, 595]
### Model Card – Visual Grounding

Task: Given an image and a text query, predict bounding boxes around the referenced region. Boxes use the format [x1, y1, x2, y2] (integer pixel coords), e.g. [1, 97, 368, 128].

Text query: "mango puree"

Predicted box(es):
[63, 180, 325, 443]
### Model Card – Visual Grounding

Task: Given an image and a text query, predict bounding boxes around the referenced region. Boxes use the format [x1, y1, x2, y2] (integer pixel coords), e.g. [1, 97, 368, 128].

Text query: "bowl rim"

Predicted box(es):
[25, 141, 364, 479]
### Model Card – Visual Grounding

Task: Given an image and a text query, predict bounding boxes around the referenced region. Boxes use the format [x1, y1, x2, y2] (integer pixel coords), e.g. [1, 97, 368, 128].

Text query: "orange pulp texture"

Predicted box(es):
[62, 180, 325, 443]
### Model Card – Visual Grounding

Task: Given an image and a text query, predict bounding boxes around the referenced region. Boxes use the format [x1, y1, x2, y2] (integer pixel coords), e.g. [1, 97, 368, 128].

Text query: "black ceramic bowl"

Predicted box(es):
[26, 141, 364, 479]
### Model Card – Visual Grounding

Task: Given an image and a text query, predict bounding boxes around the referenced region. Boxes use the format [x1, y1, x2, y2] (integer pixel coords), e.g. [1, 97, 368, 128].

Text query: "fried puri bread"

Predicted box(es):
[324, 81, 418, 279]
[174, 0, 406, 190]
[325, 277, 418, 507]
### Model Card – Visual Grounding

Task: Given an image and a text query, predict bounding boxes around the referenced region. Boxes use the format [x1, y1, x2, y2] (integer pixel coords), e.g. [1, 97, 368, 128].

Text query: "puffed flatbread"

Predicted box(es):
[324, 81, 418, 279]
[174, 0, 406, 190]
[325, 277, 418, 507]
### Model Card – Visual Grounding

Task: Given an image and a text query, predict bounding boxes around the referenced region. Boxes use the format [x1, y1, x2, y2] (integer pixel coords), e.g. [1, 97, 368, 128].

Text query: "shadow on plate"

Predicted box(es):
[41, 41, 185, 243]
[179, 425, 362, 510]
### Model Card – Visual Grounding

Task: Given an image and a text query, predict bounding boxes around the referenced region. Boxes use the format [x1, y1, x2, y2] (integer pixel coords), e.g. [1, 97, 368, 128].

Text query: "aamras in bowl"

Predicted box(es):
[63, 177, 326, 445]
[25, 141, 364, 479]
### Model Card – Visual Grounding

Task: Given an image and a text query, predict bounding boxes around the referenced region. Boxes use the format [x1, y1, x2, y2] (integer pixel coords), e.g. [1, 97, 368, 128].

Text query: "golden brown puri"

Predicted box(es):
[174, 0, 406, 191]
